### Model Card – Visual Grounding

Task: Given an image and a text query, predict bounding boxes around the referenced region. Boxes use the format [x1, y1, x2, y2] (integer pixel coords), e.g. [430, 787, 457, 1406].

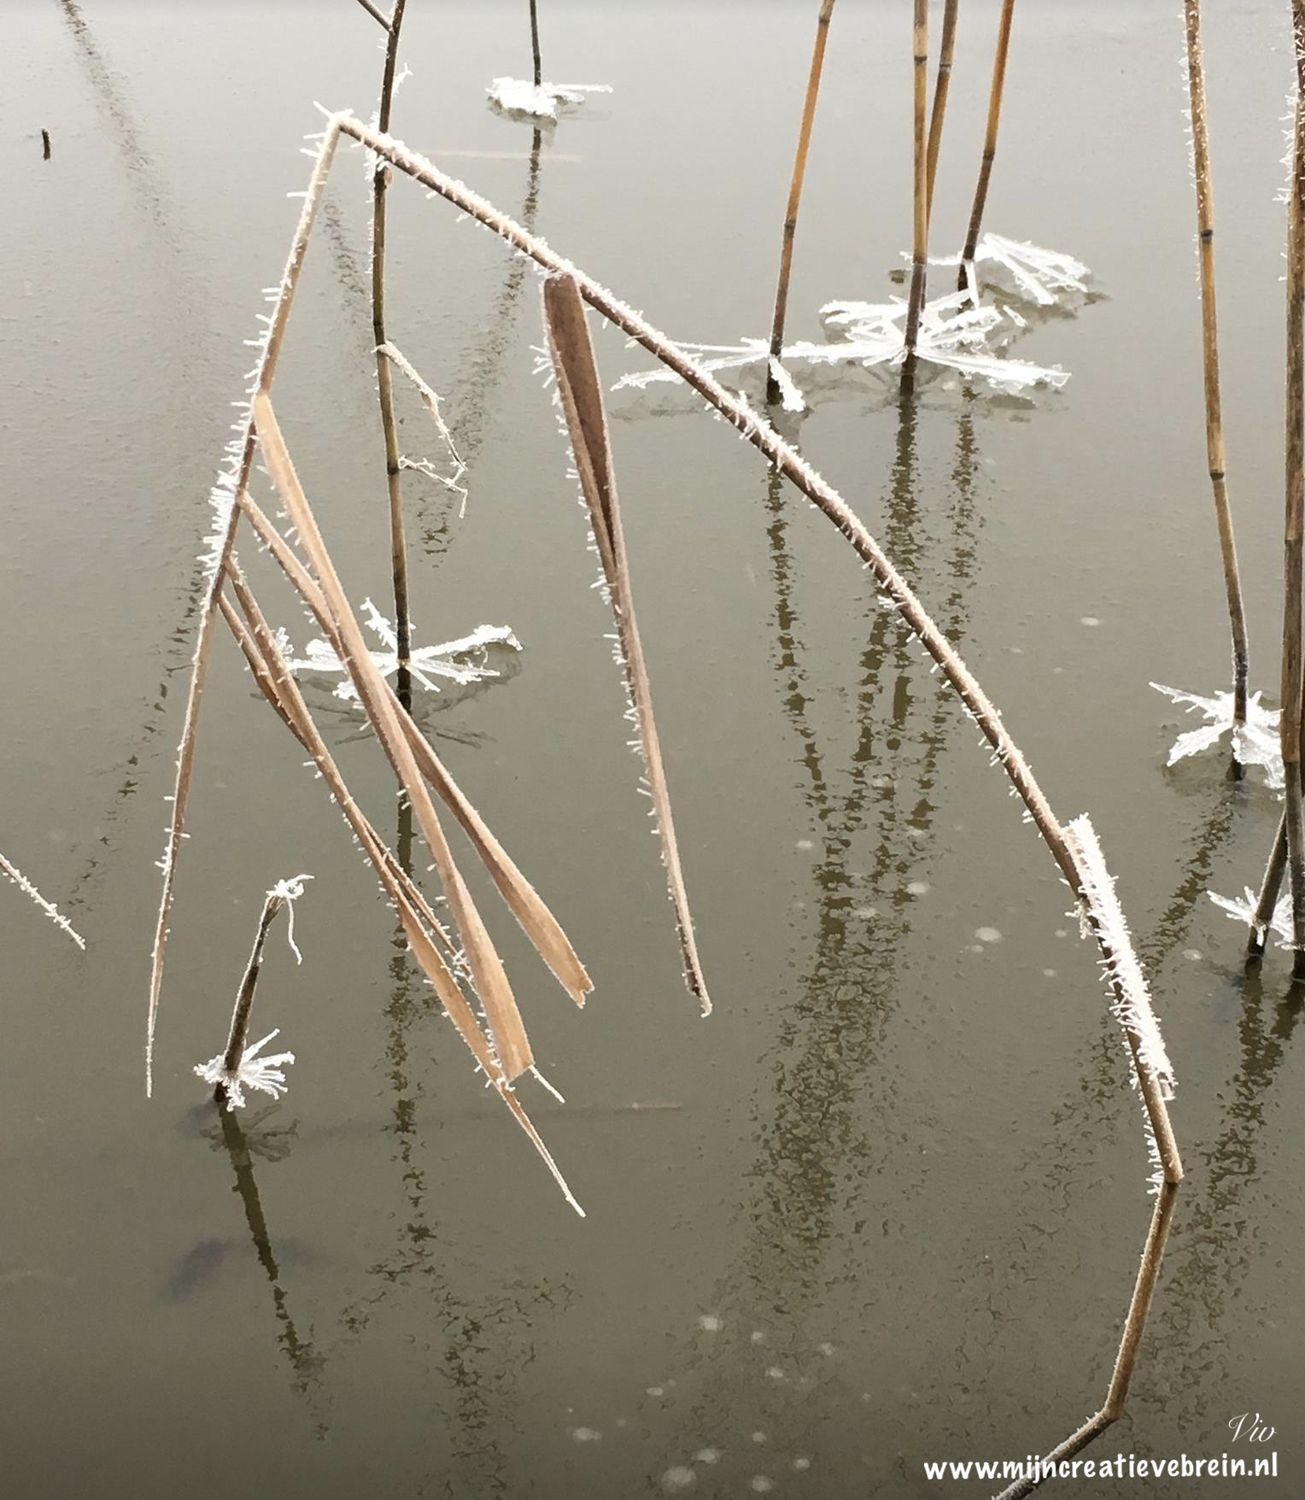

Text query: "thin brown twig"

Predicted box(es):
[959, 0, 1015, 291]
[902, 0, 930, 390]
[353, 0, 390, 30]
[765, 0, 836, 405]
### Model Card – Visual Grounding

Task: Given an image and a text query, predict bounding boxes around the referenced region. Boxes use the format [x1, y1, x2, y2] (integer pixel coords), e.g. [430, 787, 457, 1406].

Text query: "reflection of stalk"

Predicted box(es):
[958, 0, 1015, 291]
[901, 0, 930, 391]
[1183, 0, 1249, 744]
[925, 0, 960, 222]
[370, 0, 413, 708]
[766, 0, 836, 405]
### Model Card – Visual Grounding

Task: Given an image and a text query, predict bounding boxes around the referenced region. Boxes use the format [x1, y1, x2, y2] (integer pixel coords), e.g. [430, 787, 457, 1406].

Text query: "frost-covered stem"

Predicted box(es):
[990, 1181, 1179, 1500]
[1184, 0, 1250, 746]
[0, 849, 85, 948]
[925, 0, 960, 222]
[901, 0, 930, 392]
[372, 0, 412, 708]
[1282, 1, 1305, 980]
[959, 0, 1014, 291]
[529, 0, 542, 88]
[766, 0, 836, 405]
[353, 0, 390, 29]
[217, 892, 286, 1092]
[333, 113, 1179, 1171]
[145, 125, 340, 1096]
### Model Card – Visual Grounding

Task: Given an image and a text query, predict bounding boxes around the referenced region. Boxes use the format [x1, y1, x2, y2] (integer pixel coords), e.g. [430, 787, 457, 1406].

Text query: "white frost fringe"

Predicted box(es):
[487, 78, 611, 121]
[0, 851, 85, 949]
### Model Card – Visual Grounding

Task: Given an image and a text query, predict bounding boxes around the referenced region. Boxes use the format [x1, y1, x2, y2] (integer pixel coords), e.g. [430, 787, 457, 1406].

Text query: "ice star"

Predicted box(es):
[195, 1029, 297, 1112]
[1150, 682, 1283, 786]
[1209, 887, 1293, 948]
[486, 78, 612, 122]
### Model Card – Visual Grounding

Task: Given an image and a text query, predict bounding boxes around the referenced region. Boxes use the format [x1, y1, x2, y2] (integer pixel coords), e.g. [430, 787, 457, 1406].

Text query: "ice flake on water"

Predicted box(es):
[1209, 886, 1293, 948]
[975, 926, 1003, 944]
[906, 880, 930, 896]
[693, 1449, 721, 1465]
[661, 1468, 697, 1493]
[569, 1427, 602, 1443]
[792, 1457, 812, 1472]
[1150, 683, 1283, 786]
[750, 1478, 775, 1494]
[697, 1313, 722, 1332]
[290, 601, 521, 700]
[486, 77, 612, 121]
[195, 1029, 297, 1112]
[931, 234, 1092, 308]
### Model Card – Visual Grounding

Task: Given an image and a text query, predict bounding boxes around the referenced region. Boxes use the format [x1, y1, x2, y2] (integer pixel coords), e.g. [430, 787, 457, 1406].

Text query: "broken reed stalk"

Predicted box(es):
[146, 123, 342, 1096]
[990, 1182, 1179, 1500]
[370, 0, 413, 708]
[216, 888, 289, 1093]
[353, 0, 389, 29]
[543, 273, 711, 1013]
[1281, 0, 1305, 980]
[901, 0, 930, 391]
[1247, 809, 1289, 961]
[529, 0, 542, 89]
[765, 0, 837, 405]
[378, 341, 469, 503]
[334, 115, 1180, 1169]
[41, 128, 51, 160]
[1183, 0, 1250, 745]
[959, 0, 1015, 291]
[925, 0, 960, 222]
[216, 555, 585, 1212]
[0, 849, 85, 948]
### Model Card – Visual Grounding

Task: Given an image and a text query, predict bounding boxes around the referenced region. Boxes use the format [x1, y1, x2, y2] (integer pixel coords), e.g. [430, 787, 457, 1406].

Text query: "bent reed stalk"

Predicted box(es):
[1184, 0, 1250, 745]
[215, 887, 291, 1098]
[766, 0, 836, 405]
[369, 0, 413, 708]
[334, 112, 1176, 1174]
[902, 0, 930, 390]
[959, 0, 1015, 291]
[926, 0, 960, 223]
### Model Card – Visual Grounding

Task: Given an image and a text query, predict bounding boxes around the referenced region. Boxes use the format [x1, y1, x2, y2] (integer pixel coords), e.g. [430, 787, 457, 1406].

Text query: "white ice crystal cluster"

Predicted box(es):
[1150, 682, 1283, 787]
[487, 78, 612, 121]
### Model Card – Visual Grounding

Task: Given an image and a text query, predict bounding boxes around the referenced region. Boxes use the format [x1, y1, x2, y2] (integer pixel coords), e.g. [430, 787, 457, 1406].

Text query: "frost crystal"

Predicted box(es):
[289, 601, 521, 700]
[931, 234, 1092, 307]
[1150, 682, 1283, 786]
[486, 78, 612, 121]
[1209, 886, 1293, 948]
[195, 1029, 297, 1111]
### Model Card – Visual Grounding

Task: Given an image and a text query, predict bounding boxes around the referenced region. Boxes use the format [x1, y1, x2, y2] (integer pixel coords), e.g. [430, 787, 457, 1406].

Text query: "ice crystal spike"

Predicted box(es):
[1209, 886, 1293, 948]
[195, 1029, 297, 1112]
[0, 851, 85, 949]
[928, 234, 1092, 308]
[486, 78, 612, 122]
[289, 603, 521, 700]
[1150, 682, 1283, 786]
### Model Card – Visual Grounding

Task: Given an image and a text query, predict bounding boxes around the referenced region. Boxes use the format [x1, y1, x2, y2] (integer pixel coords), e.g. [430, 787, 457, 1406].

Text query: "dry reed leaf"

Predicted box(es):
[542, 272, 711, 1014]
[252, 393, 535, 1080]
[236, 488, 591, 1008]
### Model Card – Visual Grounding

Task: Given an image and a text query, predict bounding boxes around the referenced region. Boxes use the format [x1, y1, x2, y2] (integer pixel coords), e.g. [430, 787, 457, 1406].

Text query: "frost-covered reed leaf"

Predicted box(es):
[1150, 682, 1282, 786]
[254, 392, 537, 1081]
[543, 272, 711, 1014]
[196, 1029, 297, 1112]
[487, 78, 611, 121]
[1209, 886, 1293, 948]
[932, 233, 1091, 308]
[0, 849, 85, 949]
[290, 601, 520, 699]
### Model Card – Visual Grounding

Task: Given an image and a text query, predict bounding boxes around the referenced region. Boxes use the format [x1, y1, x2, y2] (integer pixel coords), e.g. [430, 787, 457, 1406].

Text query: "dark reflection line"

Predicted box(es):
[213, 1105, 329, 1429]
[640, 395, 984, 1482]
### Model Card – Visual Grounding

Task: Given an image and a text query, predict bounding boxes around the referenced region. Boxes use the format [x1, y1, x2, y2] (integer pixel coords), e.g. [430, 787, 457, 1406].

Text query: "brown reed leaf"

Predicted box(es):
[542, 272, 711, 1014]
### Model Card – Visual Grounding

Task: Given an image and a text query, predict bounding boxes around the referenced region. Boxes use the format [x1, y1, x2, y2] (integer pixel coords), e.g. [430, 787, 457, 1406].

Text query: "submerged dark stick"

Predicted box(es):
[529, 0, 542, 88]
[765, 0, 836, 405]
[925, 0, 959, 222]
[1281, 0, 1305, 979]
[958, 0, 1015, 291]
[41, 128, 51, 159]
[1184, 0, 1250, 749]
[901, 0, 930, 391]
[371, 0, 413, 708]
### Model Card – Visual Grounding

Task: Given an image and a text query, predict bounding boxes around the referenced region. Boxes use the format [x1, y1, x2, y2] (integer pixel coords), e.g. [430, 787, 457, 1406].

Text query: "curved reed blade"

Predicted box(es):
[252, 392, 535, 1079]
[542, 272, 711, 1014]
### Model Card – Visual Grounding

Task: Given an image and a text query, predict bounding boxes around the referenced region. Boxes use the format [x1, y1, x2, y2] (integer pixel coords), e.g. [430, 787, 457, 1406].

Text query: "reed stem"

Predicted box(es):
[958, 0, 1015, 292]
[371, 0, 412, 709]
[925, 0, 959, 223]
[529, 0, 542, 89]
[766, 0, 836, 405]
[353, 0, 389, 29]
[217, 890, 287, 1092]
[1184, 0, 1250, 748]
[901, 0, 930, 391]
[1281, 0, 1305, 979]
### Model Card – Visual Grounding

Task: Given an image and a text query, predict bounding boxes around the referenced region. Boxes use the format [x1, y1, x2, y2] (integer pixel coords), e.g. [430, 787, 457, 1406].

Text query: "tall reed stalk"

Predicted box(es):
[901, 0, 930, 390]
[766, 0, 836, 405]
[958, 0, 1015, 291]
[1279, 0, 1305, 976]
[926, 0, 960, 222]
[370, 0, 413, 708]
[1183, 0, 1250, 747]
[529, 0, 542, 88]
